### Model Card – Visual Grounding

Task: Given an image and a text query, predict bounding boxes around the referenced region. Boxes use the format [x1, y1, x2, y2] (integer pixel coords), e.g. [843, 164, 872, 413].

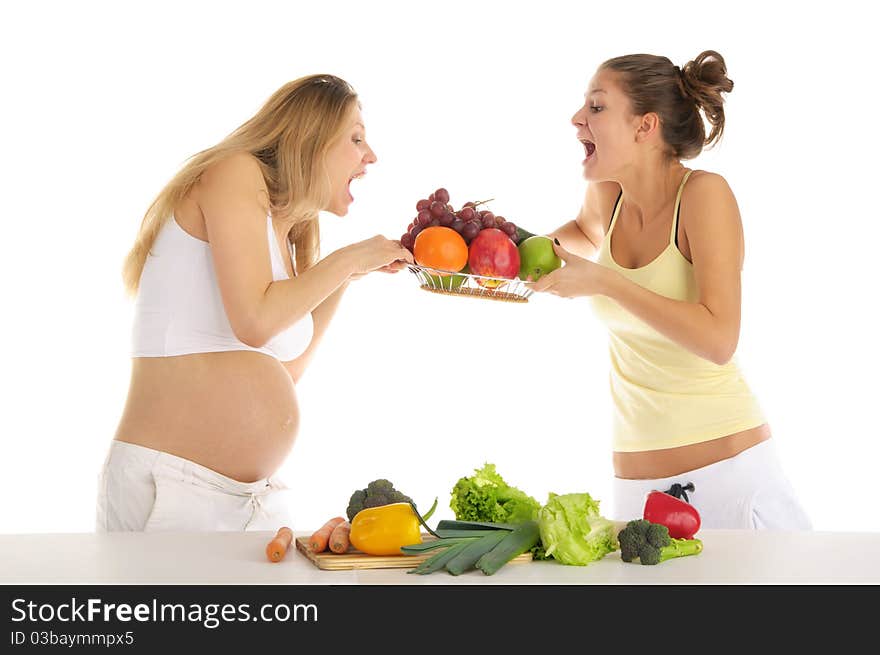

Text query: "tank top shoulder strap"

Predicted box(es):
[670, 169, 695, 244]
[607, 188, 624, 235]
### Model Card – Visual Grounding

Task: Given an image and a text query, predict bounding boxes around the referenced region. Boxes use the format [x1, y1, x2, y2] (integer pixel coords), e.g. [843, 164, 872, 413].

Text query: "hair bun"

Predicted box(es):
[678, 50, 733, 149]
[681, 50, 734, 100]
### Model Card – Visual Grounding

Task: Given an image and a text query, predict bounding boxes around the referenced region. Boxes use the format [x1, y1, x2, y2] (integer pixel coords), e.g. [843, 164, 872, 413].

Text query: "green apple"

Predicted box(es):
[425, 265, 469, 290]
[518, 236, 562, 281]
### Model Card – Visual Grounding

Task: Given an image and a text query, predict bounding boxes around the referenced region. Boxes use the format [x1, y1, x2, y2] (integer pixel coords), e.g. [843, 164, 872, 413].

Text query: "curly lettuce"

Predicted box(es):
[449, 463, 541, 525]
[538, 492, 618, 565]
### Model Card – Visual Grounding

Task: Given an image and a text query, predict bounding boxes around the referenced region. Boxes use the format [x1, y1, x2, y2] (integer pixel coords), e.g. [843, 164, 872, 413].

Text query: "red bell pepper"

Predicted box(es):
[643, 483, 701, 539]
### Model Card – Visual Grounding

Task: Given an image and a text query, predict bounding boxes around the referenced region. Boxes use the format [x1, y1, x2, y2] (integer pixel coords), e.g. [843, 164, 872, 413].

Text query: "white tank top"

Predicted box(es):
[131, 215, 314, 362]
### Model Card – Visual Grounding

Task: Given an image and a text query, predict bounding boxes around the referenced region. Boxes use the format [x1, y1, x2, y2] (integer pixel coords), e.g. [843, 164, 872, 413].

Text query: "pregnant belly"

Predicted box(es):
[115, 351, 300, 482]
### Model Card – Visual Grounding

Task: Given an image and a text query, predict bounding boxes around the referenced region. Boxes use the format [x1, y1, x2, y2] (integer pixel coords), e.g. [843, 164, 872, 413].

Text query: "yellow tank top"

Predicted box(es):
[589, 170, 766, 452]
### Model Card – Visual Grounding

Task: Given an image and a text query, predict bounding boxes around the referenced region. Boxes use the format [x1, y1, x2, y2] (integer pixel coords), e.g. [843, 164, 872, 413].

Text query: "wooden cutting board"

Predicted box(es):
[295, 536, 532, 571]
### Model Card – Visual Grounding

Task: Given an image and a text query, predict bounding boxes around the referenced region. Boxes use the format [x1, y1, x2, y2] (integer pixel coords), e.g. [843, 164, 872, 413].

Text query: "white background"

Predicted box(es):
[2, 1, 878, 535]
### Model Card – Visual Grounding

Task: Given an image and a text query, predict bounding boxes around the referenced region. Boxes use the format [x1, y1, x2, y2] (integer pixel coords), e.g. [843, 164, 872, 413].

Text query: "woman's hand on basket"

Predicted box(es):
[349, 260, 409, 281]
[344, 236, 414, 280]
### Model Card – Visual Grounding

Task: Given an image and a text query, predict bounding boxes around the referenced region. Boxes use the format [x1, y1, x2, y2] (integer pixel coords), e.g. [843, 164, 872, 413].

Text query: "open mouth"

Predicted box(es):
[580, 139, 596, 159]
[347, 171, 366, 200]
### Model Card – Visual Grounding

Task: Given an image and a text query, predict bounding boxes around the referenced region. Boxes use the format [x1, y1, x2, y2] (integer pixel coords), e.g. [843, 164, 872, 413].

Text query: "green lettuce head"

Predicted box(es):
[538, 492, 618, 565]
[449, 463, 541, 524]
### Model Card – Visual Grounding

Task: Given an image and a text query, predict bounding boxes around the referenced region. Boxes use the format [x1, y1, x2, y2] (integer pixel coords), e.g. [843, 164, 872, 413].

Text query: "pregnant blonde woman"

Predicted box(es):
[97, 74, 412, 532]
[531, 51, 811, 529]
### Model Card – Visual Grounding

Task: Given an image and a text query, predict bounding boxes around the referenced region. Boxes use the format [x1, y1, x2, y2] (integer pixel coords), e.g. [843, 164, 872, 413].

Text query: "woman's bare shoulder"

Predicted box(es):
[680, 169, 743, 261]
[198, 151, 266, 191]
[195, 151, 270, 215]
[685, 169, 735, 199]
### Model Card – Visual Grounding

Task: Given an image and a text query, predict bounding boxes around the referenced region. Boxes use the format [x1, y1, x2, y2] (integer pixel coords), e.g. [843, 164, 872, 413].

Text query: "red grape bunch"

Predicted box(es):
[399, 187, 523, 253]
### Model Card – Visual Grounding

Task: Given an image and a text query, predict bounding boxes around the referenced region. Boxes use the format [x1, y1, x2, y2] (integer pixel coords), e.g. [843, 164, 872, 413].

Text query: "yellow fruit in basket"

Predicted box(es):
[414, 226, 468, 275]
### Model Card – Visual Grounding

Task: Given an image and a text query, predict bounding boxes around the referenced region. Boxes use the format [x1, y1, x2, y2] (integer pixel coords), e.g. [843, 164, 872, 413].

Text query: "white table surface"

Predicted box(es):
[1, 529, 878, 585]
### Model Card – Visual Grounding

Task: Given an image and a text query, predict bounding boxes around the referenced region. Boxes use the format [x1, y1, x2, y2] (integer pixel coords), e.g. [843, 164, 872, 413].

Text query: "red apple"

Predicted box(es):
[468, 228, 520, 288]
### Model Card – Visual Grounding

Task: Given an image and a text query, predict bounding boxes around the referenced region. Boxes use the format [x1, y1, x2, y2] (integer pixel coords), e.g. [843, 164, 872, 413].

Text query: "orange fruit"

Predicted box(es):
[413, 226, 468, 275]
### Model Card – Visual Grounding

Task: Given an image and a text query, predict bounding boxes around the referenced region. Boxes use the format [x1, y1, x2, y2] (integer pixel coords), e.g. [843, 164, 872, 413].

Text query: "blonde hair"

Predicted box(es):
[122, 74, 359, 295]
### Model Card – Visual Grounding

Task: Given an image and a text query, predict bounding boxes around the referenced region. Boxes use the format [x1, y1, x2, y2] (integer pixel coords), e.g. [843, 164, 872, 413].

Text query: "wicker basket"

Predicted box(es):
[407, 264, 533, 303]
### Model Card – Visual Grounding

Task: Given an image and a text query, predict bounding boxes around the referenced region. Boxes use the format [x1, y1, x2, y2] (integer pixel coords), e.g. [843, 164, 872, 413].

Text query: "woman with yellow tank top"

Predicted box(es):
[528, 51, 811, 530]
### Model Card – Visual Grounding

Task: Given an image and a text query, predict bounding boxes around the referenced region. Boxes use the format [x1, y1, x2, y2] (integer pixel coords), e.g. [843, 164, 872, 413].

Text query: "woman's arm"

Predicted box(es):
[532, 173, 744, 366]
[547, 181, 620, 259]
[606, 173, 744, 364]
[198, 153, 411, 348]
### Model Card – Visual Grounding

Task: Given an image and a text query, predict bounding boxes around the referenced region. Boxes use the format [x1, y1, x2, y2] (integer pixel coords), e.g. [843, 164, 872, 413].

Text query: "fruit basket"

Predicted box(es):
[399, 187, 558, 305]
[407, 264, 533, 303]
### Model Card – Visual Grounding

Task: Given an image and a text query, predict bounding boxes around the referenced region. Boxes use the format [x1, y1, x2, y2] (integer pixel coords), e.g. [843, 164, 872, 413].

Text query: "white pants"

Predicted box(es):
[96, 441, 292, 532]
[612, 440, 812, 530]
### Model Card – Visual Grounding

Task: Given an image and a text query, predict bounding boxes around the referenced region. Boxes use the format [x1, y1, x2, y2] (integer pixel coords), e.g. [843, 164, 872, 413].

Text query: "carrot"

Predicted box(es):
[265, 526, 294, 563]
[308, 516, 345, 553]
[329, 520, 351, 554]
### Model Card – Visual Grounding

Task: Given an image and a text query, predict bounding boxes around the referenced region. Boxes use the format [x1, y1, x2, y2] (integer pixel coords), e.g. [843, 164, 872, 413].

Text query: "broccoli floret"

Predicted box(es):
[362, 495, 388, 509]
[363, 489, 413, 509]
[639, 544, 662, 565]
[619, 545, 637, 563]
[645, 523, 671, 549]
[618, 519, 703, 565]
[346, 479, 413, 521]
[617, 526, 646, 562]
[626, 519, 651, 536]
[346, 489, 367, 522]
[366, 479, 394, 494]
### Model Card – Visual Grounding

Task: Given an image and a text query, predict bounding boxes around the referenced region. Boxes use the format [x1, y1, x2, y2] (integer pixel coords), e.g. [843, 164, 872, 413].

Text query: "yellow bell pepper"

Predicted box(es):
[349, 502, 422, 556]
